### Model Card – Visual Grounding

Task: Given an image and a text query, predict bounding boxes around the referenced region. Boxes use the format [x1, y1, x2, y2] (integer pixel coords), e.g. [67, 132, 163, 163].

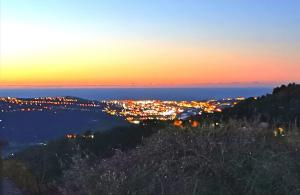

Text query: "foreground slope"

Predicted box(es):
[61, 122, 300, 195]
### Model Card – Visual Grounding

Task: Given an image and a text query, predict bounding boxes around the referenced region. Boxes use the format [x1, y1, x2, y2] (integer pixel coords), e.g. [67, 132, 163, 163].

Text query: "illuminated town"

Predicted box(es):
[0, 96, 246, 125]
[103, 98, 246, 124]
[0, 97, 101, 113]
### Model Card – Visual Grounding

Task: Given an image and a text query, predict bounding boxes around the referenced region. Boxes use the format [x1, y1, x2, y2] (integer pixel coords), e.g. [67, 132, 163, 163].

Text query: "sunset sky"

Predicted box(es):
[1, 0, 299, 88]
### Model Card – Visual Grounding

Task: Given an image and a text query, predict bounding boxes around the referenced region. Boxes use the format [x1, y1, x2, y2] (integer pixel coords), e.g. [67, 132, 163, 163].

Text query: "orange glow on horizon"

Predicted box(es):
[1, 43, 299, 88]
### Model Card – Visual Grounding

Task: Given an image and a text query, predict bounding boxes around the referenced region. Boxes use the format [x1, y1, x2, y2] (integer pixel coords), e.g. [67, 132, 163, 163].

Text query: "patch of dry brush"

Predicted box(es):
[60, 121, 300, 195]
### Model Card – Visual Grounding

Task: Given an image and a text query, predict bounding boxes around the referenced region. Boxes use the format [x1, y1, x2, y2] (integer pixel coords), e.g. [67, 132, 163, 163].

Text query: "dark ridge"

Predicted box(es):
[222, 83, 300, 125]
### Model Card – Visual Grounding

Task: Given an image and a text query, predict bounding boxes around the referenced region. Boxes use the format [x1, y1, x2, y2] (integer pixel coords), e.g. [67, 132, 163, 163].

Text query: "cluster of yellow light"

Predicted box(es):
[103, 98, 243, 123]
[274, 127, 285, 137]
[66, 133, 94, 140]
[0, 97, 99, 113]
[173, 119, 200, 128]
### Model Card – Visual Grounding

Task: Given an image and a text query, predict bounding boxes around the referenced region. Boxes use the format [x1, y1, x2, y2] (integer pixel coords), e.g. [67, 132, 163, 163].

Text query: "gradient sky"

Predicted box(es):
[1, 0, 299, 88]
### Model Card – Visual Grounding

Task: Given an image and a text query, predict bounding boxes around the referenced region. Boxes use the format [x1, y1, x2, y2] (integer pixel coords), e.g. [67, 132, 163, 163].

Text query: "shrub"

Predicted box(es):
[60, 121, 300, 195]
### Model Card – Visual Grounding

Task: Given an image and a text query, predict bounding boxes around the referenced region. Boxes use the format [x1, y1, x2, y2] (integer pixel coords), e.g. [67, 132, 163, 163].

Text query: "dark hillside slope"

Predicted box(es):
[222, 83, 300, 125]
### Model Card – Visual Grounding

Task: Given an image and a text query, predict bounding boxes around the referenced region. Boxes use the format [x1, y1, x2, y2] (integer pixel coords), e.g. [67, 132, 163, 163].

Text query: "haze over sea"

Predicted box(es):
[0, 88, 272, 100]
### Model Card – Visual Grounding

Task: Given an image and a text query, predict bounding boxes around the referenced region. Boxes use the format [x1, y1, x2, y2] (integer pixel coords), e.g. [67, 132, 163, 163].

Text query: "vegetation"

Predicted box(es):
[3, 122, 163, 194]
[222, 83, 300, 125]
[2, 83, 300, 194]
[2, 159, 40, 193]
[58, 121, 300, 195]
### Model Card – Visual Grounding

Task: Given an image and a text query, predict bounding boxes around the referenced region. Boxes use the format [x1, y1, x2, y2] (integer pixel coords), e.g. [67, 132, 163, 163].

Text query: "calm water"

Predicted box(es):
[0, 88, 272, 100]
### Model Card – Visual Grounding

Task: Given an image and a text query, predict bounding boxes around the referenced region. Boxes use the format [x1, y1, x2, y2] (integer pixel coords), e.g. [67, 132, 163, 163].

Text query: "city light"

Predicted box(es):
[103, 98, 244, 123]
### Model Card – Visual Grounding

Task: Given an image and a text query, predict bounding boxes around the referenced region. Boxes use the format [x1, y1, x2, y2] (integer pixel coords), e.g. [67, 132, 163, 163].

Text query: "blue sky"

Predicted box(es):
[3, 0, 299, 42]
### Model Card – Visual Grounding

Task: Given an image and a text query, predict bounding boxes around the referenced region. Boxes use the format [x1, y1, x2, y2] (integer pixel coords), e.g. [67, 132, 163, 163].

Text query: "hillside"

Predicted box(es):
[222, 83, 300, 125]
[0, 97, 128, 155]
[2, 121, 165, 194]
[60, 122, 300, 195]
[2, 84, 300, 194]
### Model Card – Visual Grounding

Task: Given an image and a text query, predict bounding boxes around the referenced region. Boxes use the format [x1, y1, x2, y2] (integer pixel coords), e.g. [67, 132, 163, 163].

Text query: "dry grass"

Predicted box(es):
[2, 159, 40, 194]
[60, 121, 300, 195]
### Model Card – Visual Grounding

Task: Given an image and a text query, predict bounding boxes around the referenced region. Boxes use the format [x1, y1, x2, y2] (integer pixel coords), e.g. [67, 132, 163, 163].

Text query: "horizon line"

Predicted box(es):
[0, 80, 300, 89]
[0, 82, 296, 89]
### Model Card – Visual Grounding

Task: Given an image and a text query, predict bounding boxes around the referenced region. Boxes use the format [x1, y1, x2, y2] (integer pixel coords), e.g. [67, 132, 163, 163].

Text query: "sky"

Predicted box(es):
[0, 0, 299, 88]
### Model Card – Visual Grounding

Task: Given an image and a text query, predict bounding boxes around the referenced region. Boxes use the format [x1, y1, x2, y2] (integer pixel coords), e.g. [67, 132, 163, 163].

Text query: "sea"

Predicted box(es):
[0, 87, 273, 100]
